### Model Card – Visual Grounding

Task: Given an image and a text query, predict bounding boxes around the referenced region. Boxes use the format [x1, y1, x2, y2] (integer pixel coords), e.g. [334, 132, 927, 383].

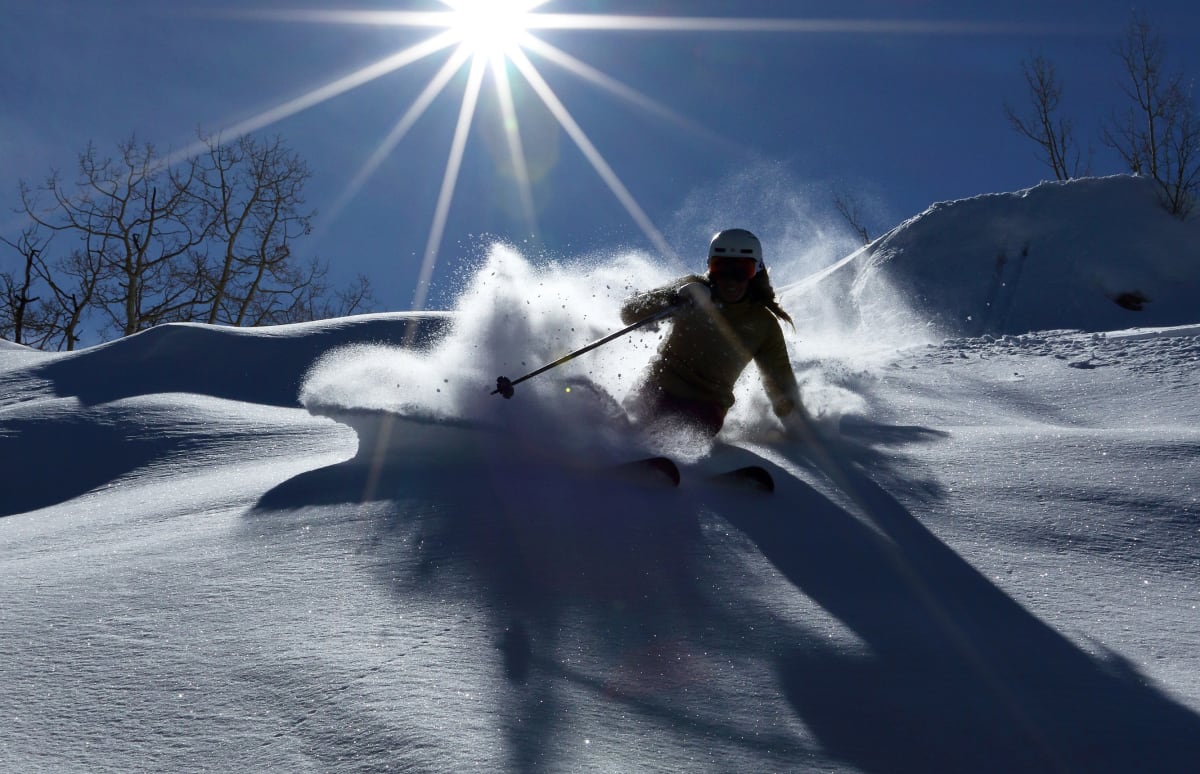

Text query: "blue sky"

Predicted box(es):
[4, 0, 1200, 312]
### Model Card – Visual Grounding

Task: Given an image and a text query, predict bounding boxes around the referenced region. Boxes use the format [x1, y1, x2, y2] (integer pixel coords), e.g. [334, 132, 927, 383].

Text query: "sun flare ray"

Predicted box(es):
[168, 30, 458, 167]
[522, 14, 1070, 35]
[231, 8, 1071, 36]
[519, 34, 736, 151]
[507, 48, 676, 262]
[489, 55, 539, 237]
[231, 9, 455, 28]
[325, 45, 474, 227]
[411, 54, 489, 315]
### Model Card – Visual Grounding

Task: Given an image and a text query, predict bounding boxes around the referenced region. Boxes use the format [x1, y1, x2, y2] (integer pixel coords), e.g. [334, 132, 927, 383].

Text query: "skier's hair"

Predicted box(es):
[748, 267, 793, 327]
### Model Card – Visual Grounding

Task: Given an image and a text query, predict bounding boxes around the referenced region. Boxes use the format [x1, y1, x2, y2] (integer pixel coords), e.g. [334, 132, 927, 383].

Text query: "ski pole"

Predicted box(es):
[492, 306, 678, 399]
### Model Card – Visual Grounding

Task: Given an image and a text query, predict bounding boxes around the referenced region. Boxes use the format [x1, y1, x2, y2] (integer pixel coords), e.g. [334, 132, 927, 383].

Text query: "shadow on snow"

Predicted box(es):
[738, 422, 1200, 773]
[251, 410, 1200, 773]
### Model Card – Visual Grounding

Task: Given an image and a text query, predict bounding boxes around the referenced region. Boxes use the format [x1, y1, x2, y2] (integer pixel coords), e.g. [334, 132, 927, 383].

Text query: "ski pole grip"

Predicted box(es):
[493, 376, 515, 399]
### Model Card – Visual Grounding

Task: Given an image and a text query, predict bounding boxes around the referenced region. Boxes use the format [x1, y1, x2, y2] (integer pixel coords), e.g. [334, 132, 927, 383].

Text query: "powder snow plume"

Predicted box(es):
[298, 151, 975, 451]
[299, 243, 686, 458]
[299, 230, 930, 453]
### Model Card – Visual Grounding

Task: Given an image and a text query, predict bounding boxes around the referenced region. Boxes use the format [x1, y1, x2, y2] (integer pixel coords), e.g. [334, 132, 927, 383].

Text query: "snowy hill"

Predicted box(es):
[3, 176, 1199, 772]
[851, 175, 1200, 338]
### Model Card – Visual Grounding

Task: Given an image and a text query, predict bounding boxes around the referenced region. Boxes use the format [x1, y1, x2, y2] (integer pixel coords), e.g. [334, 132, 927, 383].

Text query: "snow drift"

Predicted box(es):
[851, 175, 1200, 337]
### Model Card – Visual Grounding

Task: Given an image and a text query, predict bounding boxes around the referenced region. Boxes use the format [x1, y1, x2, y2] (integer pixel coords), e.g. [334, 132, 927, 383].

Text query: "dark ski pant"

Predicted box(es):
[625, 385, 727, 438]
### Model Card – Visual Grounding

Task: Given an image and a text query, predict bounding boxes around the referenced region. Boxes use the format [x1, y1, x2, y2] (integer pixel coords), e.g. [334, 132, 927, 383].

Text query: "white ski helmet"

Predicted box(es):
[707, 228, 763, 267]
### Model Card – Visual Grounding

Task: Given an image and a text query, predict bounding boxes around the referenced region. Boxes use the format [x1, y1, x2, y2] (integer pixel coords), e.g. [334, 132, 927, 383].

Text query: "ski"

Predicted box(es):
[706, 465, 774, 493]
[605, 456, 681, 487]
[599, 458, 771, 492]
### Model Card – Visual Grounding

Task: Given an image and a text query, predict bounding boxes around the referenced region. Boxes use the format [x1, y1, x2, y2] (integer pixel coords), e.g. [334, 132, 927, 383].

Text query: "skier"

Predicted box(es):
[620, 228, 803, 438]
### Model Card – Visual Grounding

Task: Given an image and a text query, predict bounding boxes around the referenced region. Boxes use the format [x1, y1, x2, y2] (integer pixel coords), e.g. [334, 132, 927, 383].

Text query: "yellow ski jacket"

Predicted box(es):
[620, 277, 799, 415]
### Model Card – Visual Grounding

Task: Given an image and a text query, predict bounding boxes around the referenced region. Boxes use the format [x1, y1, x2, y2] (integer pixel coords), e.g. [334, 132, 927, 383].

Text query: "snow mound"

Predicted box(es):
[4, 313, 449, 408]
[852, 175, 1200, 337]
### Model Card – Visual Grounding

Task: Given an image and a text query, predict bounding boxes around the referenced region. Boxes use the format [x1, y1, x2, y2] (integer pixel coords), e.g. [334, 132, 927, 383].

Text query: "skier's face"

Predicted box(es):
[712, 274, 750, 304]
[708, 256, 755, 303]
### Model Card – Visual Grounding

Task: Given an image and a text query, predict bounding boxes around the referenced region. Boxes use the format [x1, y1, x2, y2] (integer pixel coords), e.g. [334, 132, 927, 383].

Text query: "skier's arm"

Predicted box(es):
[754, 323, 801, 418]
[619, 275, 706, 325]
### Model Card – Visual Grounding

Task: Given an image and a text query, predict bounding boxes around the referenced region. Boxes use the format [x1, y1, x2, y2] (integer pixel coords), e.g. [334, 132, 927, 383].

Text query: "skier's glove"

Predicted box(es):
[676, 281, 713, 308]
[780, 404, 822, 444]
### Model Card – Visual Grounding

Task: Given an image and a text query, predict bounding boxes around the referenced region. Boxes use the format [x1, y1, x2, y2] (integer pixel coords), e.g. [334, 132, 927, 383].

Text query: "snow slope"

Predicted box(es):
[2, 176, 1199, 772]
[851, 175, 1200, 337]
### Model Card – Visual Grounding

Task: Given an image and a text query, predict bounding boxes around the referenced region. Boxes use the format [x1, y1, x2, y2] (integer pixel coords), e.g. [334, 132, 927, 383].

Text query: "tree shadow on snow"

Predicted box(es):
[728, 417, 1200, 774]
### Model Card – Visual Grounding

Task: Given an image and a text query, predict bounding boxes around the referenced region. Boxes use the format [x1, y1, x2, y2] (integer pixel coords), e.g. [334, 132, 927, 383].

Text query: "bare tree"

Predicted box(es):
[1101, 13, 1200, 217]
[832, 188, 872, 245]
[33, 241, 106, 351]
[194, 133, 315, 325]
[5, 130, 375, 350]
[0, 227, 44, 344]
[19, 138, 209, 338]
[2, 223, 107, 350]
[1004, 53, 1088, 181]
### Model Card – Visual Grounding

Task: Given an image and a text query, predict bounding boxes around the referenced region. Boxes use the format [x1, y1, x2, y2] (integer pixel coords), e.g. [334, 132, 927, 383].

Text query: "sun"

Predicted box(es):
[442, 0, 541, 57]
[206, 5, 1045, 314]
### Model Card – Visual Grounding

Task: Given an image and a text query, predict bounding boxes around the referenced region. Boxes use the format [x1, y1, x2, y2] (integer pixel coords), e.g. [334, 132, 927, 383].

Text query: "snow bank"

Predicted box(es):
[5, 314, 449, 408]
[852, 175, 1200, 337]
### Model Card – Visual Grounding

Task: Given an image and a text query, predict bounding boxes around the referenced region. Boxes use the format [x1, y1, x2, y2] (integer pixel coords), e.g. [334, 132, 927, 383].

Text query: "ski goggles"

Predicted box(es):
[707, 256, 758, 281]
